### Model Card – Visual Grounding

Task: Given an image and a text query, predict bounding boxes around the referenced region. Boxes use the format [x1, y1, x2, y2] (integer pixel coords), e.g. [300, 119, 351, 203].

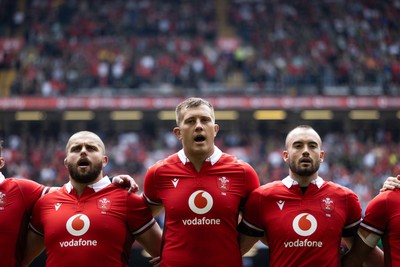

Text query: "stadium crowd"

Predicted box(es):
[0, 0, 399, 96]
[1, 127, 399, 212]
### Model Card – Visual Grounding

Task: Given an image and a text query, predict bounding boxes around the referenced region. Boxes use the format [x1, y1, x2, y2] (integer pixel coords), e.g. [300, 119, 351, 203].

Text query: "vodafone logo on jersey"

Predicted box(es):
[292, 213, 317, 236]
[283, 213, 323, 248]
[59, 214, 98, 248]
[183, 190, 221, 226]
[188, 190, 213, 214]
[66, 214, 90, 236]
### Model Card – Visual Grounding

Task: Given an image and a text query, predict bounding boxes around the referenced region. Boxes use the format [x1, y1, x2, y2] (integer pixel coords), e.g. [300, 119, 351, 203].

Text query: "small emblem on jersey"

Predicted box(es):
[188, 190, 213, 214]
[292, 213, 318, 236]
[97, 197, 111, 211]
[55, 203, 62, 211]
[217, 176, 230, 191]
[66, 214, 90, 236]
[172, 178, 179, 188]
[321, 197, 335, 213]
[0, 191, 7, 210]
[277, 200, 285, 210]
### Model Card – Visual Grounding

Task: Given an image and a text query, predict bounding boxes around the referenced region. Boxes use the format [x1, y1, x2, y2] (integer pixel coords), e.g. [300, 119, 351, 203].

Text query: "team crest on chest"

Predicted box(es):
[217, 176, 230, 191]
[321, 197, 335, 214]
[0, 191, 6, 210]
[97, 197, 112, 212]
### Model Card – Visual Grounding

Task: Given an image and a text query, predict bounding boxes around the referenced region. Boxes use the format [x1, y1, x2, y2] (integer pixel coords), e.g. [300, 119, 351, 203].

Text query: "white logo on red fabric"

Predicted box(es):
[217, 177, 230, 191]
[54, 203, 62, 211]
[66, 214, 90, 236]
[97, 198, 111, 211]
[277, 200, 285, 210]
[188, 190, 213, 214]
[292, 213, 317, 236]
[172, 178, 179, 188]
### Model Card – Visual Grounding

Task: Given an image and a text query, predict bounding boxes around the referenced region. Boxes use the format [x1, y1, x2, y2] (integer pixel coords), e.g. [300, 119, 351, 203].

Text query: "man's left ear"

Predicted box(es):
[320, 151, 324, 162]
[214, 124, 220, 136]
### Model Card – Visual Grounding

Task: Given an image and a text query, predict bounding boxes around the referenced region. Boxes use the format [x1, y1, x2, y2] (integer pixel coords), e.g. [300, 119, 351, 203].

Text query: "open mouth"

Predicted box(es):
[194, 136, 206, 142]
[77, 159, 90, 167]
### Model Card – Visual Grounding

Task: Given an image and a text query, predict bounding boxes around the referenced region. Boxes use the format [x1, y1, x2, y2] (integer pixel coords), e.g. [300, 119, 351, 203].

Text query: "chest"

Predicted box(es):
[38, 193, 128, 243]
[263, 191, 348, 236]
[157, 169, 247, 218]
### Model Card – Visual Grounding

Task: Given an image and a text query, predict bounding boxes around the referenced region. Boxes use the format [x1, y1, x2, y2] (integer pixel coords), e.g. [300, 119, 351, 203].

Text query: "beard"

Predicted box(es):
[67, 160, 103, 184]
[288, 159, 320, 177]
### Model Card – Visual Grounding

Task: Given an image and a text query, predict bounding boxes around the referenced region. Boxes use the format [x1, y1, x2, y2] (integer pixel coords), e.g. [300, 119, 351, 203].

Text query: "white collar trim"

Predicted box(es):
[65, 176, 110, 193]
[282, 176, 324, 189]
[177, 146, 222, 165]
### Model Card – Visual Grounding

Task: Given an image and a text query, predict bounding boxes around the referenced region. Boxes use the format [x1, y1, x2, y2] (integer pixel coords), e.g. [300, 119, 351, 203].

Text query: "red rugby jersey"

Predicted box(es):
[30, 177, 155, 267]
[0, 174, 48, 267]
[143, 147, 260, 267]
[240, 176, 362, 267]
[360, 190, 400, 266]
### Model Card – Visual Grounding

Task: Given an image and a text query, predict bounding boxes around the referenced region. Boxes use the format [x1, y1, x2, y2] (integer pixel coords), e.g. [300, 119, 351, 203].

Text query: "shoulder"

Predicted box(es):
[252, 181, 282, 195]
[148, 153, 180, 169]
[370, 189, 400, 205]
[220, 153, 256, 170]
[323, 181, 357, 195]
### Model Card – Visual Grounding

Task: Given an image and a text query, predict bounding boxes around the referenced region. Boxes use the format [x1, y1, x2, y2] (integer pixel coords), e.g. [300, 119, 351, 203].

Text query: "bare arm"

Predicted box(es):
[342, 229, 384, 267]
[239, 233, 261, 256]
[148, 204, 164, 217]
[21, 229, 45, 267]
[135, 222, 163, 258]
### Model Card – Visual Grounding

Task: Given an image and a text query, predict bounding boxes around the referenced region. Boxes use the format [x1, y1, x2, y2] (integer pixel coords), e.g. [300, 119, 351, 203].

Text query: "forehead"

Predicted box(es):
[287, 128, 321, 146]
[181, 105, 214, 119]
[67, 133, 104, 151]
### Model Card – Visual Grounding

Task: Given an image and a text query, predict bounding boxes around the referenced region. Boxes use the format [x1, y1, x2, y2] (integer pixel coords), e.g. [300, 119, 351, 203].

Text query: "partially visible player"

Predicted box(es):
[0, 138, 139, 267]
[22, 131, 162, 267]
[238, 125, 384, 266]
[143, 97, 260, 266]
[342, 175, 400, 267]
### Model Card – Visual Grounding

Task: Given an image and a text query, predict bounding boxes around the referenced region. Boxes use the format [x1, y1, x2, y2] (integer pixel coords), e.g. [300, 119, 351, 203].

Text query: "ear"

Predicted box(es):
[320, 150, 324, 162]
[282, 150, 289, 162]
[102, 156, 108, 167]
[64, 158, 68, 168]
[214, 124, 220, 137]
[173, 127, 182, 140]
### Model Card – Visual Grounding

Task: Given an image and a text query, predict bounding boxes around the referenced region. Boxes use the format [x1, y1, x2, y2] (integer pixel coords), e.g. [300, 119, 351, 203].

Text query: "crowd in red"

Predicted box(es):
[1, 0, 399, 96]
[0, 0, 399, 211]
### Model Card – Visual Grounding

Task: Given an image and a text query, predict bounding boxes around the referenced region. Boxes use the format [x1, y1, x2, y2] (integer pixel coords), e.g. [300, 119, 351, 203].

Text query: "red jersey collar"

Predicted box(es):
[282, 176, 324, 189]
[65, 176, 111, 193]
[177, 146, 222, 165]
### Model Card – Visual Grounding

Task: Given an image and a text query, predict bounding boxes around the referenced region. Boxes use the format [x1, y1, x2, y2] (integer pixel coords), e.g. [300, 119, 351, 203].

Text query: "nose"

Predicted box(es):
[302, 148, 310, 156]
[195, 119, 203, 130]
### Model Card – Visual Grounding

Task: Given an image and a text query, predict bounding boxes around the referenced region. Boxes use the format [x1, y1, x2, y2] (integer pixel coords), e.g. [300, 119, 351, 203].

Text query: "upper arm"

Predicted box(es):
[148, 203, 164, 217]
[342, 229, 383, 267]
[21, 228, 45, 267]
[239, 233, 261, 256]
[135, 222, 163, 258]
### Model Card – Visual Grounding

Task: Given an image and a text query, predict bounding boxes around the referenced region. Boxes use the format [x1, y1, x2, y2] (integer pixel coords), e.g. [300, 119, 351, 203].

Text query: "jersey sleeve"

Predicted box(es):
[143, 163, 162, 205]
[16, 179, 47, 212]
[342, 189, 362, 237]
[243, 163, 261, 195]
[29, 195, 45, 236]
[127, 193, 156, 236]
[360, 191, 390, 236]
[238, 187, 264, 237]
